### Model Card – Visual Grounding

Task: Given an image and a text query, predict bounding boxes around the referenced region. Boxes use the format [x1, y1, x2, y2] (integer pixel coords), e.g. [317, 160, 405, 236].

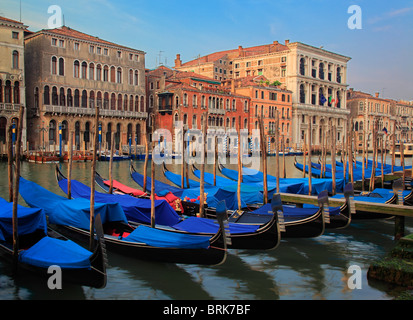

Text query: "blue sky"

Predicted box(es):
[1, 0, 412, 101]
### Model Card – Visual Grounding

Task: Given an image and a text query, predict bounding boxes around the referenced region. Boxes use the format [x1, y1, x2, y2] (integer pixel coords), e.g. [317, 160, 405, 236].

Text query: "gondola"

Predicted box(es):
[202, 162, 352, 229]
[131, 163, 342, 237]
[217, 161, 345, 195]
[58, 166, 281, 250]
[19, 176, 228, 266]
[0, 198, 107, 289]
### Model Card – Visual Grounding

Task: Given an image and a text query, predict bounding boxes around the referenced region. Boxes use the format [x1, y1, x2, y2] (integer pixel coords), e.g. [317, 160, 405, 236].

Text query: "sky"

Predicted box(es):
[1, 0, 412, 101]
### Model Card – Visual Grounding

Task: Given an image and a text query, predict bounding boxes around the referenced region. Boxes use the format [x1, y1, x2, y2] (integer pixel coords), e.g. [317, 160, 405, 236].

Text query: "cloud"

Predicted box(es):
[368, 6, 413, 24]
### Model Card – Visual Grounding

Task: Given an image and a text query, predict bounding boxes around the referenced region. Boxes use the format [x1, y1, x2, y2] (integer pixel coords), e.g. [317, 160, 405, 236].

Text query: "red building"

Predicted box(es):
[146, 66, 250, 151]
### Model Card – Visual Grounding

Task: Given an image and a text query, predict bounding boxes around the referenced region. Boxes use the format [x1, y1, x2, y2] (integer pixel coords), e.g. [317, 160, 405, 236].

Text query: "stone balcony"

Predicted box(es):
[0, 103, 22, 115]
[40, 104, 148, 119]
[208, 107, 226, 115]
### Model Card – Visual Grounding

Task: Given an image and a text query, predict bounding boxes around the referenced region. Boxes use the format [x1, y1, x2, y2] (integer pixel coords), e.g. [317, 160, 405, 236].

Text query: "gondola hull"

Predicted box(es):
[49, 222, 227, 266]
[0, 234, 106, 289]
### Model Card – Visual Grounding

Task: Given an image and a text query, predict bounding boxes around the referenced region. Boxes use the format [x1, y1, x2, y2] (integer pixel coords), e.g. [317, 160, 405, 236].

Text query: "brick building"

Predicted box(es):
[146, 66, 250, 152]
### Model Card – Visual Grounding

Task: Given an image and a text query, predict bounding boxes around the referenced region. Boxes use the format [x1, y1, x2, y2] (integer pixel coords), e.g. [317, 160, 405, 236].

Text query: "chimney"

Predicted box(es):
[231, 79, 235, 93]
[174, 54, 182, 68]
[285, 39, 290, 45]
[273, 40, 279, 45]
[238, 45, 243, 57]
[375, 92, 379, 98]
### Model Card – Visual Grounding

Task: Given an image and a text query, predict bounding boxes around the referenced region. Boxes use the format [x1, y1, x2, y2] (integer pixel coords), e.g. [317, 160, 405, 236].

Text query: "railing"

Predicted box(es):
[208, 108, 226, 115]
[0, 103, 22, 113]
[41, 105, 148, 119]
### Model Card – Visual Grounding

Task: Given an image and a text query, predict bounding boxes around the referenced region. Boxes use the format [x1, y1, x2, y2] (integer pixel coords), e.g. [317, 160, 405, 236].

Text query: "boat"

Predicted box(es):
[130, 163, 351, 236]
[26, 152, 60, 164]
[395, 143, 413, 157]
[229, 190, 331, 238]
[57, 166, 281, 250]
[19, 176, 228, 266]
[217, 161, 345, 195]
[99, 151, 131, 161]
[0, 198, 107, 288]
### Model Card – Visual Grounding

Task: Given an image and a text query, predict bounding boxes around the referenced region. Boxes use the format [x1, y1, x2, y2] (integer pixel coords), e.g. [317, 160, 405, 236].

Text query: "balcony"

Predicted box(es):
[41, 104, 148, 119]
[0, 103, 22, 115]
[158, 105, 173, 115]
[208, 107, 226, 115]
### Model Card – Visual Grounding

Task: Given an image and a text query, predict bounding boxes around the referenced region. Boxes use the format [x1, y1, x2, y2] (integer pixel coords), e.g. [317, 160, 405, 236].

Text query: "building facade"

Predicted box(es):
[175, 40, 351, 149]
[147, 66, 250, 152]
[224, 75, 293, 152]
[0, 16, 28, 146]
[24, 26, 147, 154]
[347, 88, 397, 151]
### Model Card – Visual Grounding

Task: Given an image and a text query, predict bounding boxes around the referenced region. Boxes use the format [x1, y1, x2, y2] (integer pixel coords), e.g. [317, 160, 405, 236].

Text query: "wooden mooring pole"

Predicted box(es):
[89, 107, 99, 250]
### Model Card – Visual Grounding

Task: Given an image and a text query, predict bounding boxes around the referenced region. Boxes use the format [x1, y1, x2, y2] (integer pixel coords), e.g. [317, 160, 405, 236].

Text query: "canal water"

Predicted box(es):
[0, 156, 412, 300]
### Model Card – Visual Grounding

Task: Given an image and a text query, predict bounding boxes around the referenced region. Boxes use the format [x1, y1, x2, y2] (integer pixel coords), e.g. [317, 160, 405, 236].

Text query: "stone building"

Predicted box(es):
[0, 16, 28, 147]
[347, 88, 396, 152]
[24, 26, 147, 154]
[174, 40, 351, 149]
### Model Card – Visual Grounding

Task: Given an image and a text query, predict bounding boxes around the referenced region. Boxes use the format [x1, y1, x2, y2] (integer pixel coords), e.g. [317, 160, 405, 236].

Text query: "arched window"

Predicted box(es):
[319, 63, 324, 80]
[299, 84, 305, 104]
[117, 94, 122, 111]
[134, 70, 139, 85]
[124, 94, 128, 110]
[89, 91, 95, 108]
[110, 66, 116, 82]
[89, 63, 95, 80]
[59, 87, 65, 106]
[129, 69, 133, 85]
[129, 95, 134, 111]
[97, 92, 102, 108]
[337, 67, 342, 83]
[52, 86, 58, 105]
[111, 93, 116, 110]
[140, 96, 144, 112]
[4, 81, 11, 103]
[74, 89, 80, 107]
[49, 120, 56, 143]
[104, 92, 109, 109]
[81, 62, 87, 78]
[299, 58, 305, 76]
[74, 61, 80, 78]
[103, 66, 109, 82]
[13, 82, 20, 104]
[12, 51, 19, 69]
[43, 85, 50, 105]
[67, 89, 72, 107]
[0, 80, 3, 103]
[81, 90, 87, 108]
[96, 64, 102, 81]
[59, 58, 64, 76]
[117, 67, 122, 83]
[51, 56, 57, 75]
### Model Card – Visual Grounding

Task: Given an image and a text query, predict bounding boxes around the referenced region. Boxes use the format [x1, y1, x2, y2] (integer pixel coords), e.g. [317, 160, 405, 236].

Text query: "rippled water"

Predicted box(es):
[0, 156, 411, 300]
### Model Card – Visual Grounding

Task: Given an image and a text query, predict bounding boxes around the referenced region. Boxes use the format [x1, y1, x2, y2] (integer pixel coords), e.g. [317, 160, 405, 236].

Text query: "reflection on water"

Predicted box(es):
[0, 156, 411, 300]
